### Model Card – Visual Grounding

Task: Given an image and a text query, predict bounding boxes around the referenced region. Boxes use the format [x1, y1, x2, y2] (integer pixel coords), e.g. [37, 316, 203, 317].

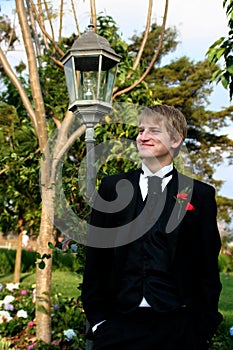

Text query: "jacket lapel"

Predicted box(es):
[164, 169, 195, 262]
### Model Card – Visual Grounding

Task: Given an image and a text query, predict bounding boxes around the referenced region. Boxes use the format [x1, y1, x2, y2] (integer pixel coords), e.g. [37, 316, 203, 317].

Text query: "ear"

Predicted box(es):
[171, 134, 183, 150]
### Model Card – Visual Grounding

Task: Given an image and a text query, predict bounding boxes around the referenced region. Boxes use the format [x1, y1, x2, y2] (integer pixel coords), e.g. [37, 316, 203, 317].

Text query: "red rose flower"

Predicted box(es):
[186, 202, 195, 211]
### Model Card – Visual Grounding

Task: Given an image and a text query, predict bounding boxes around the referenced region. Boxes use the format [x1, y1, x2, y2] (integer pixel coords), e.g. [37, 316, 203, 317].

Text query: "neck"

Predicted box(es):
[143, 158, 173, 174]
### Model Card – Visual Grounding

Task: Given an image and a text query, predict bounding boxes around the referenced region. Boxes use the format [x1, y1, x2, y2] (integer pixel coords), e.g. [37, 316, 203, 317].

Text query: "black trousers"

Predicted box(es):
[92, 308, 208, 350]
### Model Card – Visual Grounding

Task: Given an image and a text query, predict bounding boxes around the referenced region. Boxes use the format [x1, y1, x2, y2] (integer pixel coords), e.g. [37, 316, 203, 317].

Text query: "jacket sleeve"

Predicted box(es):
[197, 184, 223, 341]
[81, 177, 116, 329]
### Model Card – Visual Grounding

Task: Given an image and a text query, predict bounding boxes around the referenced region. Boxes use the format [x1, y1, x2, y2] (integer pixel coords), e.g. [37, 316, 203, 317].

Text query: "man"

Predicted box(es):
[82, 104, 222, 350]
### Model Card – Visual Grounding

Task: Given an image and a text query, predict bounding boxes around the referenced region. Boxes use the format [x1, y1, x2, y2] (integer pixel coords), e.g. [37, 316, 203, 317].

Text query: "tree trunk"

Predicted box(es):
[35, 187, 55, 343]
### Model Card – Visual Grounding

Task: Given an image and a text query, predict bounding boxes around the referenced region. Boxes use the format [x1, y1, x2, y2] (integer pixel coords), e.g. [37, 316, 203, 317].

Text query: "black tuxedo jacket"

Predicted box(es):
[82, 168, 222, 342]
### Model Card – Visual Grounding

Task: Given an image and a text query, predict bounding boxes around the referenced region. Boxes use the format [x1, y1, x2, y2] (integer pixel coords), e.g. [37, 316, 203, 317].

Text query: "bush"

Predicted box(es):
[0, 248, 82, 274]
[0, 250, 15, 274]
[0, 282, 86, 349]
[210, 320, 233, 350]
[52, 250, 79, 272]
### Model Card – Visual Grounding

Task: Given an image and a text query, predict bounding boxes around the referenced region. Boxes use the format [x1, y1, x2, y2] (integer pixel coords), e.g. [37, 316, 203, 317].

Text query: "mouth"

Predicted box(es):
[139, 143, 154, 147]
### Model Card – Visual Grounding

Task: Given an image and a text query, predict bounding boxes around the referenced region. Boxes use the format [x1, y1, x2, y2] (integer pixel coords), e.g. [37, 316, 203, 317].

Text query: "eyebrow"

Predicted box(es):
[138, 126, 161, 130]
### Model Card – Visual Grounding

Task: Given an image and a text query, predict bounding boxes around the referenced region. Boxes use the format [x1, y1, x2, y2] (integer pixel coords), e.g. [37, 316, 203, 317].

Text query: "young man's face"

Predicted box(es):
[136, 118, 182, 166]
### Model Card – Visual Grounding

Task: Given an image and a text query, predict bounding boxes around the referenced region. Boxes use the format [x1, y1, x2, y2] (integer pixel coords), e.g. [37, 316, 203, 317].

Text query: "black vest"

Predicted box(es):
[114, 185, 182, 313]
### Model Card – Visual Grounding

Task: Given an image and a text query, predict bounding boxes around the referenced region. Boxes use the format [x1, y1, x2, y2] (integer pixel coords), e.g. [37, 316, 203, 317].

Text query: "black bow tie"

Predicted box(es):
[147, 169, 174, 195]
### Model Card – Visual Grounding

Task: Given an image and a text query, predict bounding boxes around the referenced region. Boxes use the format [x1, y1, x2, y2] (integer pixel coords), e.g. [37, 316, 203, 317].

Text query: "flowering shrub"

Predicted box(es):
[0, 282, 86, 349]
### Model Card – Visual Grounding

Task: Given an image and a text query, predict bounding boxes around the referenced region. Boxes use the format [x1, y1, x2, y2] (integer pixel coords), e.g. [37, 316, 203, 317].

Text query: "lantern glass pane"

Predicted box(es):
[64, 57, 77, 105]
[99, 65, 118, 102]
[76, 71, 98, 100]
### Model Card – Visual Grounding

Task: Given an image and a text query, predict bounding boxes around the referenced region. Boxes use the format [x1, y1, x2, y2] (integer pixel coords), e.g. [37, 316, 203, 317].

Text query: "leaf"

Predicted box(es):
[221, 74, 230, 89]
[38, 261, 45, 270]
[216, 47, 226, 60]
[208, 37, 225, 49]
[41, 253, 51, 260]
[36, 252, 41, 259]
[211, 69, 223, 82]
[48, 242, 55, 249]
[227, 64, 233, 75]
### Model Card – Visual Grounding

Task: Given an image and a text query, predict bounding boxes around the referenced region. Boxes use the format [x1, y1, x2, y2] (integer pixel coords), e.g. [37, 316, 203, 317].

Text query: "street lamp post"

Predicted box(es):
[61, 24, 121, 349]
[61, 24, 121, 201]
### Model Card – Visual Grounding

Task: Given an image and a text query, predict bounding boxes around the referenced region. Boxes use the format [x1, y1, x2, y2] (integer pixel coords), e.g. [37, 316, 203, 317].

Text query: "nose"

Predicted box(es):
[138, 129, 150, 140]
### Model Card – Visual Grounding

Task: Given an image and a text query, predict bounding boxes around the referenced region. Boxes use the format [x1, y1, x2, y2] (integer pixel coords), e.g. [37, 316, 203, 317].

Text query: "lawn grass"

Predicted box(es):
[219, 273, 233, 325]
[0, 270, 81, 299]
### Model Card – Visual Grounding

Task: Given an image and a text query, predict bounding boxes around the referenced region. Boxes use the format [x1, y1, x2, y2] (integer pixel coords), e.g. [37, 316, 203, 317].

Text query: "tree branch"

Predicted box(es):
[58, 0, 64, 44]
[50, 124, 86, 183]
[90, 0, 97, 29]
[27, 0, 64, 57]
[0, 47, 38, 134]
[131, 0, 153, 72]
[112, 0, 169, 100]
[70, 0, 80, 36]
[16, 0, 48, 151]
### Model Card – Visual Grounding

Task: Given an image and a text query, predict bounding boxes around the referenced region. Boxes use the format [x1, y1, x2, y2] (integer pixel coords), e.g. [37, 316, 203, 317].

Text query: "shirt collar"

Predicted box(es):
[141, 162, 173, 178]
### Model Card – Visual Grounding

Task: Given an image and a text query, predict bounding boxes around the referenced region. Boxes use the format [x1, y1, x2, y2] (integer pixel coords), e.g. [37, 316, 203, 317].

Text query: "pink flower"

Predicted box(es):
[21, 289, 27, 295]
[28, 321, 36, 327]
[27, 343, 36, 350]
[176, 193, 188, 200]
[61, 238, 72, 250]
[52, 340, 60, 346]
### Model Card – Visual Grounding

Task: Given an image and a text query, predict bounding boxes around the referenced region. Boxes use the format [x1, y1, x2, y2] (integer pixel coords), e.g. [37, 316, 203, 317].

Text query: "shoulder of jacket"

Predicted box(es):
[178, 172, 216, 194]
[102, 169, 140, 182]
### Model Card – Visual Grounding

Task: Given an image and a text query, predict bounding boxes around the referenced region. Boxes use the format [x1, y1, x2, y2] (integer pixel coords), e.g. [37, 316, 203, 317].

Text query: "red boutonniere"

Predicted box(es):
[174, 186, 195, 219]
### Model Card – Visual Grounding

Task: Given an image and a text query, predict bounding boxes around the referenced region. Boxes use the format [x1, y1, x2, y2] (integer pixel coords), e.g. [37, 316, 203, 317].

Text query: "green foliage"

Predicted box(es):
[0, 336, 12, 350]
[0, 248, 83, 274]
[218, 253, 233, 273]
[207, 0, 233, 99]
[0, 249, 36, 274]
[128, 22, 179, 66]
[0, 100, 41, 235]
[210, 320, 233, 350]
[0, 14, 17, 48]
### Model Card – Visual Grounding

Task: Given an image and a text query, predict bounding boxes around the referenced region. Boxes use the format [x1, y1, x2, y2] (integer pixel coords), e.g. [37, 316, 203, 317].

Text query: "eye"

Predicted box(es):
[138, 128, 144, 134]
[150, 128, 161, 134]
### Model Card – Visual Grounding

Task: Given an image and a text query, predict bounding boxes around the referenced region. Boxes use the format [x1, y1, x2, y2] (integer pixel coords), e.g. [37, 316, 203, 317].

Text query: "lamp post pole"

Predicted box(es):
[85, 126, 96, 202]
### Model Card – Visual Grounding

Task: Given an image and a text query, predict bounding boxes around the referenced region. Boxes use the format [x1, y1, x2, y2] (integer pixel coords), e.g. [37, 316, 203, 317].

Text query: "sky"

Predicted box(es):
[1, 0, 233, 198]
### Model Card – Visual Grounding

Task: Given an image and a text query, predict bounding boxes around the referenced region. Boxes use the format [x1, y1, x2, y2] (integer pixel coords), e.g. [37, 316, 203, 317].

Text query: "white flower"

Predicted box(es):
[70, 244, 78, 252]
[6, 283, 19, 291]
[230, 326, 233, 337]
[3, 295, 15, 305]
[0, 310, 13, 323]
[63, 328, 77, 341]
[32, 289, 36, 303]
[17, 309, 28, 318]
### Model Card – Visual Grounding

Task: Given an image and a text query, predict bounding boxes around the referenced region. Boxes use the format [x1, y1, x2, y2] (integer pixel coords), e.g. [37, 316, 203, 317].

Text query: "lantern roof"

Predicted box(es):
[72, 25, 116, 54]
[61, 25, 121, 69]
